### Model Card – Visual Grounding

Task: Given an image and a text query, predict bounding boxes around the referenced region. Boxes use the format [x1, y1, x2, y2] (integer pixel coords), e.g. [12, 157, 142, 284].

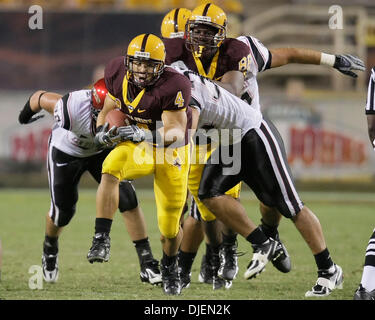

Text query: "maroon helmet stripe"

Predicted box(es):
[173, 8, 180, 33]
[140, 34, 150, 52]
[202, 3, 211, 16]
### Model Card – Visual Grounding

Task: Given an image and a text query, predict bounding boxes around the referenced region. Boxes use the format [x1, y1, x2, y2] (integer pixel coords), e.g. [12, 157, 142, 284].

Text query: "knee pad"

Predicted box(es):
[54, 206, 76, 227]
[118, 180, 138, 212]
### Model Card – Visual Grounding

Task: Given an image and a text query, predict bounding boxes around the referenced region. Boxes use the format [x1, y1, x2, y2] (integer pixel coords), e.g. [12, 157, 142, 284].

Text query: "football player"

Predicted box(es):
[18, 79, 162, 286]
[164, 3, 366, 290]
[161, 7, 191, 39]
[163, 3, 252, 290]
[176, 66, 344, 298]
[86, 34, 193, 296]
[354, 67, 375, 300]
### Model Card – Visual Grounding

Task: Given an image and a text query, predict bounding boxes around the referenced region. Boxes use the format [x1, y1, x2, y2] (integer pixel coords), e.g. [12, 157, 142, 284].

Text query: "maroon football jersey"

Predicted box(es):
[104, 56, 192, 145]
[164, 37, 250, 80]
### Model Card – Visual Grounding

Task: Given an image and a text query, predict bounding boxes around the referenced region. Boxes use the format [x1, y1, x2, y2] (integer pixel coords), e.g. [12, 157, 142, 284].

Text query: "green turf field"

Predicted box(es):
[0, 188, 373, 300]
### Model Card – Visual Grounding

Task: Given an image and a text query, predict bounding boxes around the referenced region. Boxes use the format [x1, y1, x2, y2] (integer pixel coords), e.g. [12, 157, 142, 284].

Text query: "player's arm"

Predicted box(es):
[160, 109, 187, 146]
[96, 94, 118, 128]
[270, 48, 365, 77]
[18, 90, 62, 124]
[214, 70, 244, 97]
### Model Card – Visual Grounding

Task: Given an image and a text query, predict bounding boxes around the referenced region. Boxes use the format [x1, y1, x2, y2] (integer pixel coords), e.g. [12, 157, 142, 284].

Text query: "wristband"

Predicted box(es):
[320, 53, 336, 67]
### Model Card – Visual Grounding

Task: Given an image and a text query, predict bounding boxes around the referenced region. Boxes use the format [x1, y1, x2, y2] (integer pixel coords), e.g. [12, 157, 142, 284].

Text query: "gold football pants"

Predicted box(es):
[102, 141, 190, 238]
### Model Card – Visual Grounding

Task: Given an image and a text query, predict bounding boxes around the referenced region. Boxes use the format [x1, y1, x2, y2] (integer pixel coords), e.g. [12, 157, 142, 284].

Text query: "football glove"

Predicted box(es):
[334, 54, 365, 78]
[117, 125, 145, 143]
[18, 99, 45, 124]
[94, 123, 121, 148]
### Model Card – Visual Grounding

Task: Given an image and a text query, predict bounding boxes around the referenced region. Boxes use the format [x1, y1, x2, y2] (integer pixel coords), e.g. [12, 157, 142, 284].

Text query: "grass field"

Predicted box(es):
[0, 188, 373, 301]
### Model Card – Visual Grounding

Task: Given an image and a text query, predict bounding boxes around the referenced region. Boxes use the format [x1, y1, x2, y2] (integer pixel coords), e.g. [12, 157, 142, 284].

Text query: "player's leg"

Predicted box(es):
[118, 181, 162, 285]
[178, 197, 204, 288]
[44, 146, 86, 282]
[252, 120, 342, 297]
[155, 144, 190, 295]
[218, 184, 241, 283]
[87, 141, 154, 263]
[354, 228, 375, 300]
[256, 116, 291, 273]
[188, 143, 237, 289]
[88, 150, 161, 285]
[258, 202, 291, 273]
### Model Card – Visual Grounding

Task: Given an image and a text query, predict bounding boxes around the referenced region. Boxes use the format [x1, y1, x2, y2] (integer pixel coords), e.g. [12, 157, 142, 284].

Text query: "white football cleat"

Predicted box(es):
[305, 264, 343, 297]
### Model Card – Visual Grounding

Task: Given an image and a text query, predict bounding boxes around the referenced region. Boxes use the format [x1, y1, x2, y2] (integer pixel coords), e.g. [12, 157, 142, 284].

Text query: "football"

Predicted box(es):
[105, 109, 132, 128]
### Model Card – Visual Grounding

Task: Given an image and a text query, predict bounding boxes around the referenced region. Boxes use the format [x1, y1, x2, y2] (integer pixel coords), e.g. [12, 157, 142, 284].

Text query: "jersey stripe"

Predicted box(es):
[246, 36, 268, 72]
[258, 120, 303, 215]
[61, 93, 71, 130]
[366, 68, 375, 114]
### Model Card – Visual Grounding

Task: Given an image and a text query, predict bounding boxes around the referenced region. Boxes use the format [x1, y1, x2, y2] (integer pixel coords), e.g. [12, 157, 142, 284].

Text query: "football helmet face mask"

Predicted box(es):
[161, 8, 191, 39]
[125, 34, 166, 88]
[186, 3, 227, 58]
[91, 78, 108, 121]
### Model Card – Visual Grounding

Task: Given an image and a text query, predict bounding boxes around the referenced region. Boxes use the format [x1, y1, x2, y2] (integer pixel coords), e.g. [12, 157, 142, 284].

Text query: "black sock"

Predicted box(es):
[95, 218, 112, 234]
[205, 243, 221, 257]
[133, 238, 153, 264]
[178, 250, 197, 273]
[260, 219, 279, 239]
[222, 233, 237, 245]
[161, 251, 177, 266]
[314, 248, 334, 270]
[44, 235, 58, 255]
[246, 227, 268, 245]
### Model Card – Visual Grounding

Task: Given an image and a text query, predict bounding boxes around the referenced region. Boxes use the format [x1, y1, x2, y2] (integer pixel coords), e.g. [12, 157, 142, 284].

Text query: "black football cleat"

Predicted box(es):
[42, 253, 59, 283]
[244, 238, 277, 280]
[161, 260, 181, 295]
[353, 284, 375, 300]
[218, 241, 239, 281]
[140, 258, 162, 285]
[178, 267, 191, 289]
[198, 254, 213, 284]
[259, 225, 291, 273]
[87, 232, 111, 263]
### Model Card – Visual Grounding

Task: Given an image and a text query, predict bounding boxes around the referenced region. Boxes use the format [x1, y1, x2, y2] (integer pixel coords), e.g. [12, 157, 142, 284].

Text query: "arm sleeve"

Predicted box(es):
[237, 36, 271, 75]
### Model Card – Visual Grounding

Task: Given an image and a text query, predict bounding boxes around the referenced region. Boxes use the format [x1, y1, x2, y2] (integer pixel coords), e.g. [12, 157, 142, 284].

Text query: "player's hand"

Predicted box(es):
[334, 54, 365, 78]
[94, 123, 120, 148]
[117, 125, 145, 143]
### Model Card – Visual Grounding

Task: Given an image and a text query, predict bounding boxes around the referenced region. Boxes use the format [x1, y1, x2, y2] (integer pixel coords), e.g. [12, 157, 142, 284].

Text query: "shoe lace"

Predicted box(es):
[161, 262, 179, 282]
[222, 241, 246, 261]
[91, 233, 110, 250]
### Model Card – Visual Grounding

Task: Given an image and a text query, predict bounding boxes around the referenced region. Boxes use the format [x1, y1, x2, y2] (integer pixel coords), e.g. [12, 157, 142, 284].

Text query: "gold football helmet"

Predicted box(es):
[161, 8, 191, 39]
[186, 3, 227, 52]
[125, 33, 166, 87]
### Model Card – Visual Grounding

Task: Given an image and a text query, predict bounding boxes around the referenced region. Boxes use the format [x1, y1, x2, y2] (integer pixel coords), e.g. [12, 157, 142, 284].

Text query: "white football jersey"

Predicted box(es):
[182, 70, 263, 144]
[237, 35, 271, 111]
[50, 89, 100, 157]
